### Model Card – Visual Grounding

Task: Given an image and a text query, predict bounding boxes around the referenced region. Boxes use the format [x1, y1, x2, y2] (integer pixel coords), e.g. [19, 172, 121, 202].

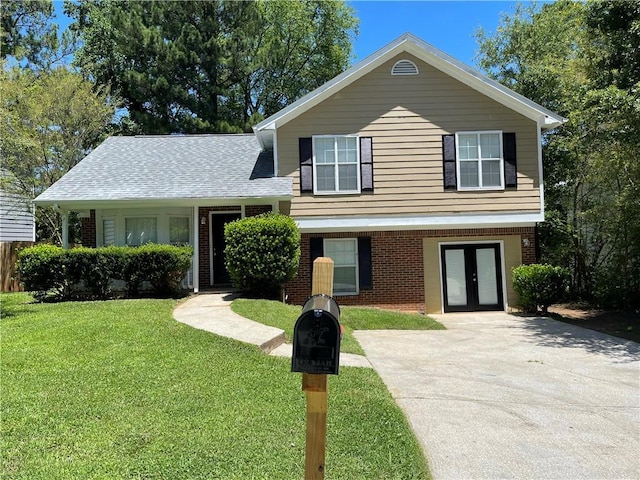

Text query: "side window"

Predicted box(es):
[103, 218, 115, 246]
[323, 238, 359, 295]
[169, 217, 190, 245]
[310, 237, 373, 295]
[125, 217, 157, 246]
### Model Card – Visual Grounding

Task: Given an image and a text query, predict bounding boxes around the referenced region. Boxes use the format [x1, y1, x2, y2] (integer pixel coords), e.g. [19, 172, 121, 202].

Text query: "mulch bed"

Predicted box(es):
[547, 304, 640, 343]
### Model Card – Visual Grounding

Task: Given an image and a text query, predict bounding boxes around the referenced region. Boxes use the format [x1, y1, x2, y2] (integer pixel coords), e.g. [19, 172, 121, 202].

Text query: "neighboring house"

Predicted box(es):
[34, 33, 565, 313]
[1, 172, 36, 291]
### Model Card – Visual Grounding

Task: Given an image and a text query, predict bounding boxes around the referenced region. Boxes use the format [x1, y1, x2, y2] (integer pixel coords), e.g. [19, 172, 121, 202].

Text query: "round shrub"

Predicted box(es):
[224, 213, 300, 298]
[512, 263, 570, 315]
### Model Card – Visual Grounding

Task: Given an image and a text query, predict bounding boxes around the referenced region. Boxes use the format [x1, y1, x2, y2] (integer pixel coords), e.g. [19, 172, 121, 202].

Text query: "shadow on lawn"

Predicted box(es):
[516, 314, 640, 363]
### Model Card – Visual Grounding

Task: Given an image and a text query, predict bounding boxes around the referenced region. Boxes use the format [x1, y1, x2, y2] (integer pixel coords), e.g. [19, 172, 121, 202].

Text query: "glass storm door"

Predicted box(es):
[441, 244, 504, 312]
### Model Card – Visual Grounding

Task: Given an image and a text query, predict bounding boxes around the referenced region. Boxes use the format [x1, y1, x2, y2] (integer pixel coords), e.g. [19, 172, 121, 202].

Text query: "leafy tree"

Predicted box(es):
[67, 0, 358, 134]
[1, 0, 76, 70]
[475, 0, 640, 309]
[0, 67, 117, 243]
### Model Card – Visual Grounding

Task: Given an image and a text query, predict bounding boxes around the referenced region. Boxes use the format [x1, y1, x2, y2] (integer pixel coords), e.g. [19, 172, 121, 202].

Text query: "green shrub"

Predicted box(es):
[128, 243, 193, 297]
[17, 244, 192, 301]
[225, 213, 300, 298]
[16, 244, 66, 300]
[512, 263, 570, 314]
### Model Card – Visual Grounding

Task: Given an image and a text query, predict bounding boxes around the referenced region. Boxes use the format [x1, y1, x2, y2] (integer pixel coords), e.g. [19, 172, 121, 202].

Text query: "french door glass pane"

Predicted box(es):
[476, 248, 498, 305]
[445, 249, 467, 306]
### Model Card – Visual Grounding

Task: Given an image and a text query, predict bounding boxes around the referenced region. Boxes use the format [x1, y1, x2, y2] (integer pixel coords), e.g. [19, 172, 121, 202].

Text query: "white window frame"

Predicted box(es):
[312, 135, 361, 195]
[323, 238, 359, 296]
[455, 131, 504, 191]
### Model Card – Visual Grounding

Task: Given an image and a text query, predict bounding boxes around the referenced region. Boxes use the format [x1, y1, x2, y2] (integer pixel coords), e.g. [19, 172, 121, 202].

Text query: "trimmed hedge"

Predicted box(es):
[17, 243, 193, 301]
[512, 263, 570, 315]
[224, 212, 300, 298]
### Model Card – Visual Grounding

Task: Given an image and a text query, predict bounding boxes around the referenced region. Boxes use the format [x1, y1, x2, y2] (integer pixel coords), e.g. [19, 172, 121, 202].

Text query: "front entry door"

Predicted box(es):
[210, 213, 241, 286]
[441, 244, 504, 312]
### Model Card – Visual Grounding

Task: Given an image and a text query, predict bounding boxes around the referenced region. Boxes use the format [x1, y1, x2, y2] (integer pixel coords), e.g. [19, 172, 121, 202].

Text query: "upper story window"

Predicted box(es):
[455, 131, 504, 190]
[299, 136, 373, 194]
[313, 135, 360, 194]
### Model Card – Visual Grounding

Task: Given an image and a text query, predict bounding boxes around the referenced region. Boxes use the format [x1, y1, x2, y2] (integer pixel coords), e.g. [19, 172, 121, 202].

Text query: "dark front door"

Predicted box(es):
[211, 213, 240, 286]
[441, 243, 504, 312]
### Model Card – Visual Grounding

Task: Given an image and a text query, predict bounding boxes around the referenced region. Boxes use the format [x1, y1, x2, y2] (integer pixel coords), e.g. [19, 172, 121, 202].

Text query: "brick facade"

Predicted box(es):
[285, 226, 536, 310]
[81, 210, 97, 247]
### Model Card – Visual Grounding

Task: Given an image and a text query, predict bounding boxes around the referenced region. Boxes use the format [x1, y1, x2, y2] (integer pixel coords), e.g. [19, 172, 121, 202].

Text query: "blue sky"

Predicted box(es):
[349, 1, 525, 67]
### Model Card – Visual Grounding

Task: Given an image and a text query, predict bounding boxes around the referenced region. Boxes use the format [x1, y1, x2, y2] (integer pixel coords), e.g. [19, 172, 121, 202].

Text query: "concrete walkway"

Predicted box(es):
[173, 292, 370, 368]
[355, 312, 640, 480]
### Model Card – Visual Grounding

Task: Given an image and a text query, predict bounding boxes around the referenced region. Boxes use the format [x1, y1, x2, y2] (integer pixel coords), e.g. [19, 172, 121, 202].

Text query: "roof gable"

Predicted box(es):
[254, 33, 565, 148]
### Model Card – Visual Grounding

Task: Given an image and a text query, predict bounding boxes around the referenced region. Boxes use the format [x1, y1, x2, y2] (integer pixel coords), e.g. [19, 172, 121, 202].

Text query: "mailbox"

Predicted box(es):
[292, 294, 341, 375]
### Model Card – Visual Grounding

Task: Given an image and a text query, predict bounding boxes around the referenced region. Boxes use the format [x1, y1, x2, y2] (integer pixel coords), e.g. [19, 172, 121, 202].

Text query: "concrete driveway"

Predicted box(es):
[355, 313, 640, 480]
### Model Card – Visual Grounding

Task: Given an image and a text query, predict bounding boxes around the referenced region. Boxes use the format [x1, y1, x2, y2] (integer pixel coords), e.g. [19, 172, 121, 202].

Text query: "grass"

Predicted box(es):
[232, 298, 446, 355]
[1, 293, 430, 479]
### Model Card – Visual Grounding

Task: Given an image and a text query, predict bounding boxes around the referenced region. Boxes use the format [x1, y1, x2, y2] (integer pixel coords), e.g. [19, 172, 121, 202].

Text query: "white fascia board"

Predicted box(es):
[295, 211, 544, 233]
[33, 195, 293, 211]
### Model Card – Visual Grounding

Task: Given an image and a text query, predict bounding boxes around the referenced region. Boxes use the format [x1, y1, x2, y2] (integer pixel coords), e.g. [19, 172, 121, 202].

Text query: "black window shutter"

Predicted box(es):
[358, 237, 372, 290]
[310, 237, 324, 272]
[360, 137, 373, 192]
[442, 134, 457, 190]
[503, 132, 517, 188]
[299, 137, 313, 193]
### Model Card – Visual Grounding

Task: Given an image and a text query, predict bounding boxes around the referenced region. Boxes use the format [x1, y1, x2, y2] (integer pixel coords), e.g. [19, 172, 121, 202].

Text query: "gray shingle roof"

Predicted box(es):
[35, 134, 292, 205]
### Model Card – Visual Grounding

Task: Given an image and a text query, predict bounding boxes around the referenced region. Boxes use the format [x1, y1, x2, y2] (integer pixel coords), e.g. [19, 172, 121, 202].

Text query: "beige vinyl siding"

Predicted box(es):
[277, 53, 541, 218]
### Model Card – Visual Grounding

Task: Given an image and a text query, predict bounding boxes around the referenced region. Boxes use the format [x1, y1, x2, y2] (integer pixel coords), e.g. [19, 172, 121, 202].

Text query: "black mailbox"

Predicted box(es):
[292, 294, 341, 375]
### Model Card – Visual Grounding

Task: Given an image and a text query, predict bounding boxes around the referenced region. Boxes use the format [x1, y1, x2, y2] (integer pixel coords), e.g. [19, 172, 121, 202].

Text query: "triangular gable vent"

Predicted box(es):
[391, 59, 419, 75]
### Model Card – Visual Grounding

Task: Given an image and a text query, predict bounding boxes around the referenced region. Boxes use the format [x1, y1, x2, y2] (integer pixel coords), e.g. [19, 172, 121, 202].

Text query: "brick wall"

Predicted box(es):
[245, 205, 273, 217]
[285, 226, 536, 310]
[81, 210, 96, 247]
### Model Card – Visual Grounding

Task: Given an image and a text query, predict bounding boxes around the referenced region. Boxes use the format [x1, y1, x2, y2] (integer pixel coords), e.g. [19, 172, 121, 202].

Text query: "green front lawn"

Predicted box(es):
[1, 293, 430, 479]
[232, 299, 446, 355]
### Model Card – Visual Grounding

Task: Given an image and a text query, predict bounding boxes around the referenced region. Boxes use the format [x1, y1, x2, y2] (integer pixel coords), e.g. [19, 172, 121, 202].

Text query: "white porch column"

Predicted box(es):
[192, 205, 199, 293]
[61, 210, 69, 249]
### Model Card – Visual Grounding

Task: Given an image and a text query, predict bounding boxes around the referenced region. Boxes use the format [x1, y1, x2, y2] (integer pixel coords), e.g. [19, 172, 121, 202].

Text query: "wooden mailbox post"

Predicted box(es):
[292, 257, 339, 480]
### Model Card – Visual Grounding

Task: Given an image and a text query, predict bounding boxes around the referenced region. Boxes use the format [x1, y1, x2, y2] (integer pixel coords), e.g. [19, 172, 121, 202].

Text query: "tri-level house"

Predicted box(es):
[34, 33, 565, 313]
